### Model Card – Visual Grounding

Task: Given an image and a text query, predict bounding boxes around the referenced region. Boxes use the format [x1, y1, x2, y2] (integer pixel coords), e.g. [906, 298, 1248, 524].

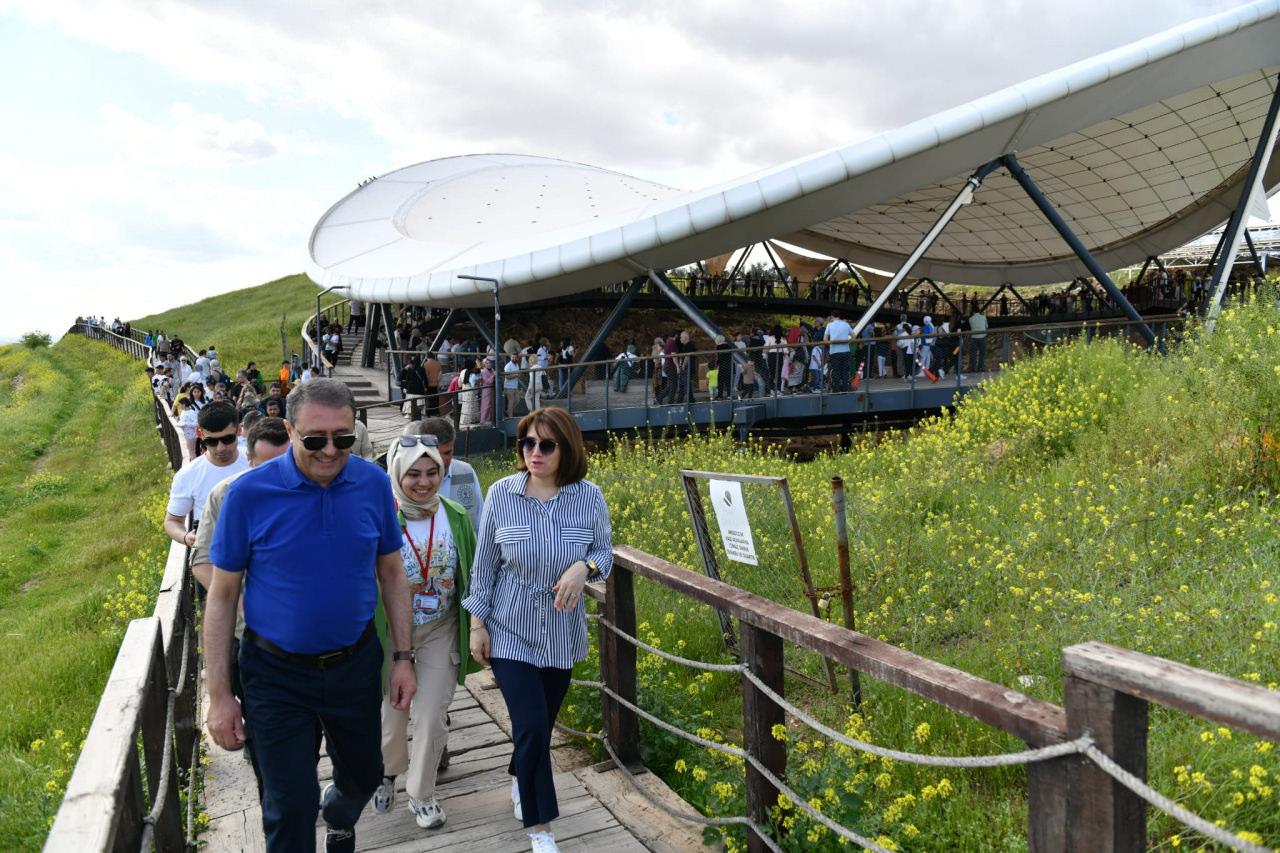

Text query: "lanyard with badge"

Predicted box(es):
[401, 511, 440, 616]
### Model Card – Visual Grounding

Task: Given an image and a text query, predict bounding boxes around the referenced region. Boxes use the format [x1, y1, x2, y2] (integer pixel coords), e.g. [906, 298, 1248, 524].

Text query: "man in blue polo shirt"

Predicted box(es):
[205, 378, 417, 853]
[823, 308, 854, 392]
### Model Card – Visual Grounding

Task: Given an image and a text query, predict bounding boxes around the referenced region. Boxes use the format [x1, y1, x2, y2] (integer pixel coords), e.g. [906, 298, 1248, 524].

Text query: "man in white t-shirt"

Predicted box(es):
[163, 401, 250, 549]
[823, 309, 854, 392]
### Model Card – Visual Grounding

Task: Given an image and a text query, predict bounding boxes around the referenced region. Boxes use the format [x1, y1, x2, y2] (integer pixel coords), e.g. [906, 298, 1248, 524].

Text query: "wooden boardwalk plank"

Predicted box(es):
[201, 673, 708, 852]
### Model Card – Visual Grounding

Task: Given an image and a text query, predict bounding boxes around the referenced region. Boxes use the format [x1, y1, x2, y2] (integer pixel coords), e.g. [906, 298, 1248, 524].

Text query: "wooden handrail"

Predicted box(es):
[612, 544, 1067, 745]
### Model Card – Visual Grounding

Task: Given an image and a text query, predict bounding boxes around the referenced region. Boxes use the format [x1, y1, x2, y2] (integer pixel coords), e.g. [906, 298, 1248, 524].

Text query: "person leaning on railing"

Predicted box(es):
[462, 407, 612, 853]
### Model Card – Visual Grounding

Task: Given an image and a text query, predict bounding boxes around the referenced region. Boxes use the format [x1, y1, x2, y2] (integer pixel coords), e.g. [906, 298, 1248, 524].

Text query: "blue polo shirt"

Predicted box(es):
[211, 449, 401, 654]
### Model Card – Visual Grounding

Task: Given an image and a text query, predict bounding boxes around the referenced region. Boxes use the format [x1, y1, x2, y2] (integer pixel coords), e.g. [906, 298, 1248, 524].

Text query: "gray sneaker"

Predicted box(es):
[409, 795, 446, 829]
[373, 775, 395, 814]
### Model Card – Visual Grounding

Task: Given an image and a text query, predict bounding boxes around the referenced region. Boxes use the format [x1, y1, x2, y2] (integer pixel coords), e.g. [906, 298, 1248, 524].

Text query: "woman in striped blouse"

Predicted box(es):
[462, 407, 612, 853]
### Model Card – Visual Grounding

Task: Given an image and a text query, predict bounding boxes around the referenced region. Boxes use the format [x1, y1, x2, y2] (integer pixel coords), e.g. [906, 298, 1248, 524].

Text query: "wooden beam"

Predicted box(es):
[1063, 641, 1280, 742]
[48, 618, 158, 849]
[613, 546, 1067, 745]
[601, 569, 640, 766]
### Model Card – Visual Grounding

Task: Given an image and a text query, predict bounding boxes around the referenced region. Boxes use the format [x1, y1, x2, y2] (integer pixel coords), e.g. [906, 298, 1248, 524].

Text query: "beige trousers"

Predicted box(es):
[381, 610, 459, 799]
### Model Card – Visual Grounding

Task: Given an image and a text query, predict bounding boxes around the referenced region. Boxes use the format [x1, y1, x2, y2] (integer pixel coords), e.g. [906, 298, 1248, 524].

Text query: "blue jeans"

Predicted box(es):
[490, 657, 572, 827]
[239, 635, 383, 852]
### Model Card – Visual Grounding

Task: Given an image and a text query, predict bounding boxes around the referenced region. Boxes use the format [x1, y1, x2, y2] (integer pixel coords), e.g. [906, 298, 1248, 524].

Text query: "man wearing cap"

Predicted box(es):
[205, 379, 416, 853]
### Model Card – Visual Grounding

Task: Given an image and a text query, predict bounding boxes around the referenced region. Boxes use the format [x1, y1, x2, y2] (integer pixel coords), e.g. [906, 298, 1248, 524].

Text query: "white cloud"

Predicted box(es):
[0, 0, 1262, 341]
[99, 102, 287, 166]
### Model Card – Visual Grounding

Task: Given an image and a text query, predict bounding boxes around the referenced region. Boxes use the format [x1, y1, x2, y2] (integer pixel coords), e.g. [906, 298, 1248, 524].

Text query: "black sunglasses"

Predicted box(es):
[397, 435, 439, 448]
[519, 437, 559, 455]
[202, 433, 238, 447]
[300, 433, 357, 451]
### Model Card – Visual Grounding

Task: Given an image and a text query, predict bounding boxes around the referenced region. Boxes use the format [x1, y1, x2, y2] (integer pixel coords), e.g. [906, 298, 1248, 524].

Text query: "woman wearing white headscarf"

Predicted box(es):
[372, 435, 481, 831]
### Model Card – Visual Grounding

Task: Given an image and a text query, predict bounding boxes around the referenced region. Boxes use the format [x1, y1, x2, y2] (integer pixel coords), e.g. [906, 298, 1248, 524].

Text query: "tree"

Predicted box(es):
[20, 331, 51, 349]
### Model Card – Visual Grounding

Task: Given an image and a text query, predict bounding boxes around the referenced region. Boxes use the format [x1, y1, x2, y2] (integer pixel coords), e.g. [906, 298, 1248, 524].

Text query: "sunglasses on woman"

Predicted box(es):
[300, 433, 357, 451]
[519, 437, 558, 455]
[397, 435, 439, 448]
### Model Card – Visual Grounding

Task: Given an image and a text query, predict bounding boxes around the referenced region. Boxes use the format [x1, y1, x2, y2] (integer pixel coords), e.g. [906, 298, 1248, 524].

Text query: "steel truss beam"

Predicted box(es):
[1206, 73, 1280, 333]
[1001, 153, 1155, 346]
[463, 308, 497, 354]
[851, 159, 1002, 338]
[557, 277, 646, 398]
[429, 309, 463, 354]
[646, 269, 752, 380]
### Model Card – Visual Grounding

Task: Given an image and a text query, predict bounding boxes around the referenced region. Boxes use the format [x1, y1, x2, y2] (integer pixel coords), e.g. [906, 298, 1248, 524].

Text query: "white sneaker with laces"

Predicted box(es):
[529, 830, 559, 853]
[373, 776, 395, 815]
[512, 777, 522, 821]
[409, 795, 446, 829]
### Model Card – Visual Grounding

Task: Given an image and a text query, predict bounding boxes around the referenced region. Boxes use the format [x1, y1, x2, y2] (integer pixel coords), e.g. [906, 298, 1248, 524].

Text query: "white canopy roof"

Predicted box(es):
[310, 0, 1280, 308]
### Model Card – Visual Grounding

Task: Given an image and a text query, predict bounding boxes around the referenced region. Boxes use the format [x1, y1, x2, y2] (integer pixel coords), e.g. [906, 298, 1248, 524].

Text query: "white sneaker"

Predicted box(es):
[409, 795, 446, 829]
[529, 830, 559, 853]
[512, 777, 523, 820]
[372, 776, 395, 815]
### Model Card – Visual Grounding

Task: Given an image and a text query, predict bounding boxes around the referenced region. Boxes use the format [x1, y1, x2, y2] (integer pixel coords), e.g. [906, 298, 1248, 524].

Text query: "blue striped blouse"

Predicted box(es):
[462, 472, 613, 669]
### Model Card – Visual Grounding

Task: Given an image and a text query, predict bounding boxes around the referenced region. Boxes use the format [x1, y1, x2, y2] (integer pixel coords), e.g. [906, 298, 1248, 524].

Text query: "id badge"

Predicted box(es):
[413, 593, 440, 615]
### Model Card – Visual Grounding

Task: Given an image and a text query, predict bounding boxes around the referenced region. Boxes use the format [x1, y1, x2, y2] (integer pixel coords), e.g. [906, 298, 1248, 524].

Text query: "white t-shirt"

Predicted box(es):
[825, 319, 854, 354]
[167, 453, 250, 522]
[179, 408, 198, 439]
[402, 512, 457, 625]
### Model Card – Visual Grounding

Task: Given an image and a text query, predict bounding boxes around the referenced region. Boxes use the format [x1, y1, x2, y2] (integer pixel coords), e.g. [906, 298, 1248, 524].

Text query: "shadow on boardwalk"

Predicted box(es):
[201, 671, 709, 852]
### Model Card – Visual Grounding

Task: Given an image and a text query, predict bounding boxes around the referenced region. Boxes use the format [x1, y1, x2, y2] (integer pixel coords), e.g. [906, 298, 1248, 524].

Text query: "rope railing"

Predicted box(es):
[138, 625, 193, 851]
[573, 566, 1279, 852]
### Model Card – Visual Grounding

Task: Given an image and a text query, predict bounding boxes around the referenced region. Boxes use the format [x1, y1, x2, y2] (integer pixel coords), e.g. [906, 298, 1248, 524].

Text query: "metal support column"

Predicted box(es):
[761, 241, 793, 297]
[463, 309, 498, 354]
[1001, 153, 1155, 346]
[1245, 229, 1266, 274]
[1206, 74, 1280, 332]
[378, 302, 403, 393]
[361, 306, 378, 368]
[851, 158, 1002, 338]
[558, 277, 645, 398]
[429, 308, 462, 355]
[647, 270, 751, 377]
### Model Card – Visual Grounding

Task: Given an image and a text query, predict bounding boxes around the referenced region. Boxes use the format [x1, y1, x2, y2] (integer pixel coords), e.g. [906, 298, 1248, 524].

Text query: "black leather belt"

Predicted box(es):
[243, 620, 375, 669]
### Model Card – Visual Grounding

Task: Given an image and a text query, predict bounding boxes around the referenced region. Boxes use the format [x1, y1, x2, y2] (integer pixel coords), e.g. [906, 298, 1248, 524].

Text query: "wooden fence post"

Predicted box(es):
[740, 622, 785, 853]
[601, 566, 639, 766]
[1063, 674, 1147, 852]
[173, 568, 198, 770]
[1026, 757, 1068, 853]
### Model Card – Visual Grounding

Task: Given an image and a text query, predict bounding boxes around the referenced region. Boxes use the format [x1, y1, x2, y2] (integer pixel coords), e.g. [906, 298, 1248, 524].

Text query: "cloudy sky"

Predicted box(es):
[0, 0, 1258, 341]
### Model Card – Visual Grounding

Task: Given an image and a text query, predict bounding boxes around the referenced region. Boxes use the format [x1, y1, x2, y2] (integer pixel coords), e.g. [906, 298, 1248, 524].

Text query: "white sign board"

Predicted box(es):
[708, 479, 759, 565]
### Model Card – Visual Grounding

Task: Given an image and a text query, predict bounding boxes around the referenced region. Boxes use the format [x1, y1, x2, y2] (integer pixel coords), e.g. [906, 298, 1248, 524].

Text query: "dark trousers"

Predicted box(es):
[239, 635, 383, 852]
[969, 337, 987, 372]
[490, 657, 572, 828]
[829, 351, 851, 391]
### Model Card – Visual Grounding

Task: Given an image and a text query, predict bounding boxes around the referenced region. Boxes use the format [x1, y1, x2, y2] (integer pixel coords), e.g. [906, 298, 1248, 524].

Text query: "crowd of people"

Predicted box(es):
[143, 318, 608, 853]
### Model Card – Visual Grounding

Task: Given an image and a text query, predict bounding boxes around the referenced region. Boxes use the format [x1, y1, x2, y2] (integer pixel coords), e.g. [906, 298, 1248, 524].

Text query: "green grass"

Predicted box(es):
[0, 336, 171, 850]
[130, 273, 322, 374]
[475, 298, 1280, 851]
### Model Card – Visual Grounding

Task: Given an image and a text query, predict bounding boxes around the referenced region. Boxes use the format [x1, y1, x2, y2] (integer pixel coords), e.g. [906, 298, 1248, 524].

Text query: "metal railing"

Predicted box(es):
[301, 297, 351, 375]
[372, 315, 1181, 432]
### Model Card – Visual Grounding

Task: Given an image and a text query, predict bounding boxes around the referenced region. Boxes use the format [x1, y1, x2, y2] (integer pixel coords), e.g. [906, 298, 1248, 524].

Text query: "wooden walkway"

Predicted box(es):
[202, 670, 709, 852]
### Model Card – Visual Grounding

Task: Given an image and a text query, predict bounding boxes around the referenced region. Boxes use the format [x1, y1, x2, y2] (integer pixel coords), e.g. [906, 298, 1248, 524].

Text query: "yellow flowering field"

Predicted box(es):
[479, 297, 1280, 850]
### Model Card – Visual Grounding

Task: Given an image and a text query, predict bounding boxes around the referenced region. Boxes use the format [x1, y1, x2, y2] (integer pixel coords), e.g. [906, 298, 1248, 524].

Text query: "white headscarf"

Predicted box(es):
[388, 439, 444, 520]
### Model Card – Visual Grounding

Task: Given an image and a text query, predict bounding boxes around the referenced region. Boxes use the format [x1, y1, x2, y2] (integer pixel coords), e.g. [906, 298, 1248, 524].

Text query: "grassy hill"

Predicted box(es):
[130, 273, 322, 374]
[0, 336, 171, 849]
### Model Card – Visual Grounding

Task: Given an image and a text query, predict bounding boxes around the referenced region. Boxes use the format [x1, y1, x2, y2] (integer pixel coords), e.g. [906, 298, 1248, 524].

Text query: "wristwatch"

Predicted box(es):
[585, 558, 603, 582]
[392, 650, 415, 663]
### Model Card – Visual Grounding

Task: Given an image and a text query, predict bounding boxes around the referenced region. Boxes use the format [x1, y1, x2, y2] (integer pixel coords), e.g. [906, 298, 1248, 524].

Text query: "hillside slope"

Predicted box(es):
[130, 273, 321, 374]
